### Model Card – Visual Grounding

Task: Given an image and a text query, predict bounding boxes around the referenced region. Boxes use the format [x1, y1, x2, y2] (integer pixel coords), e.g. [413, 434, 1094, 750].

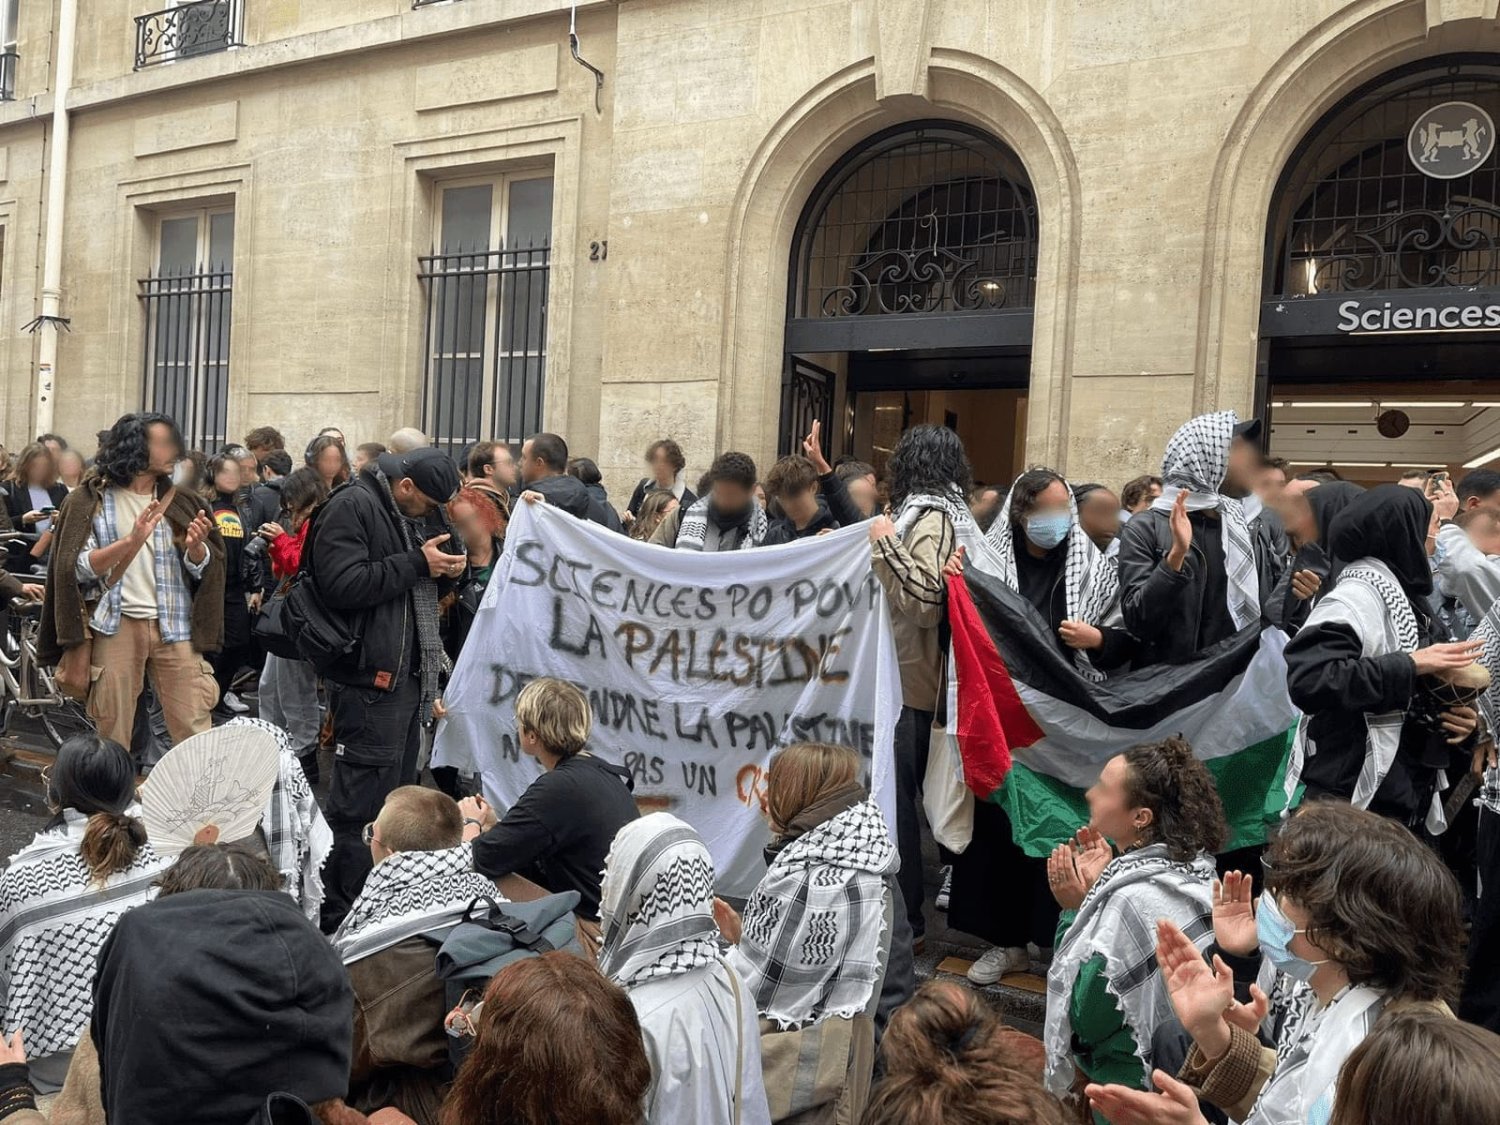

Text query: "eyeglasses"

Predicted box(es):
[362, 822, 380, 848]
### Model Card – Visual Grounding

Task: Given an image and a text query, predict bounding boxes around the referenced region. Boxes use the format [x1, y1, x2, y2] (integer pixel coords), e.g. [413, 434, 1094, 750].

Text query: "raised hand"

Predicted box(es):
[1047, 842, 1088, 910]
[1166, 490, 1192, 571]
[131, 489, 174, 545]
[1212, 871, 1258, 956]
[1085, 1071, 1210, 1125]
[1412, 640, 1484, 675]
[1158, 919, 1234, 1059]
[1225, 982, 1269, 1035]
[183, 511, 213, 561]
[1073, 826, 1114, 888]
[802, 419, 832, 475]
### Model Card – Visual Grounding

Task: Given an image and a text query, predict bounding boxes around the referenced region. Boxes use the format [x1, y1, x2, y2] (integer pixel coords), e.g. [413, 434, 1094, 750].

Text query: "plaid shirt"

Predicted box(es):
[75, 487, 209, 643]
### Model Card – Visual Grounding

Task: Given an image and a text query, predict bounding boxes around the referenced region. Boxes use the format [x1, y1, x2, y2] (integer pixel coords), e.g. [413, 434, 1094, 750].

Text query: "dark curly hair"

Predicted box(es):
[94, 412, 185, 488]
[887, 424, 973, 510]
[1120, 474, 1162, 511]
[1263, 802, 1466, 1003]
[708, 450, 757, 490]
[1121, 737, 1227, 860]
[1007, 467, 1068, 529]
[645, 438, 686, 474]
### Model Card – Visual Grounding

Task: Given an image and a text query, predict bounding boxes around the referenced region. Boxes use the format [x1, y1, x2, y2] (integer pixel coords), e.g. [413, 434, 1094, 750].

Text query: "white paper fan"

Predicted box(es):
[141, 725, 282, 857]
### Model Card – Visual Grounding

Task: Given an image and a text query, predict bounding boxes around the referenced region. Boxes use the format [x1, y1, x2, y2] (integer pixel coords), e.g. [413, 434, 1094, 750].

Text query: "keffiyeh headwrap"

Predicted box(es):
[676, 496, 768, 552]
[1043, 844, 1216, 1096]
[332, 842, 500, 964]
[226, 716, 332, 922]
[1151, 411, 1260, 630]
[373, 467, 451, 724]
[597, 813, 723, 990]
[983, 474, 1122, 679]
[727, 798, 897, 1030]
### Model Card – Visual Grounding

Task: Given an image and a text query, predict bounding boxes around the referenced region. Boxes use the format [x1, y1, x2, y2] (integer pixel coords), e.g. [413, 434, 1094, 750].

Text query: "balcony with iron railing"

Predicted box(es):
[135, 0, 244, 70]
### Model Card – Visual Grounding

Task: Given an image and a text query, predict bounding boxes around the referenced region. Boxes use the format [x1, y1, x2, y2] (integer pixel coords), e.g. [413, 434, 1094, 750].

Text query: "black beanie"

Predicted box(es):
[92, 889, 353, 1125]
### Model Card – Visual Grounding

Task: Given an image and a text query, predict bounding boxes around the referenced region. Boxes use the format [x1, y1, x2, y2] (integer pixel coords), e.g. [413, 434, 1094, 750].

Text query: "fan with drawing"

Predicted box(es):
[141, 725, 281, 856]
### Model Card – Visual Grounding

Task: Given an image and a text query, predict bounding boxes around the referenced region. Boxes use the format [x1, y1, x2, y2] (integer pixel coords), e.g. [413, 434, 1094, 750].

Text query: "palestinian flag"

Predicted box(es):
[947, 568, 1300, 857]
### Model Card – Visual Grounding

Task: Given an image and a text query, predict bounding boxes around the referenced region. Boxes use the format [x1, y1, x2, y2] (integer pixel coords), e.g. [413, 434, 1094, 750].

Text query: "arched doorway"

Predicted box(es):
[781, 121, 1037, 485]
[1261, 56, 1500, 482]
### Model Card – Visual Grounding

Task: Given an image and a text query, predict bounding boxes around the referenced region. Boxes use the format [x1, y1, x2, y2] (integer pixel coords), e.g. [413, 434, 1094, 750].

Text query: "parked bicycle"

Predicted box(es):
[0, 534, 93, 749]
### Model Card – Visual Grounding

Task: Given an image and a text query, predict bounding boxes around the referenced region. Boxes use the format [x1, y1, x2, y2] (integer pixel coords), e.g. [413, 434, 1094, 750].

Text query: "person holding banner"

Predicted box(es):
[460, 677, 637, 919]
[869, 424, 969, 949]
[671, 451, 768, 552]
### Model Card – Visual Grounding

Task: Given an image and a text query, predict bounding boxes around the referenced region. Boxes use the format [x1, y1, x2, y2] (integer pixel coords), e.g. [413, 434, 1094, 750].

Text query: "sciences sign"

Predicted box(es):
[432, 501, 901, 896]
[1262, 290, 1500, 338]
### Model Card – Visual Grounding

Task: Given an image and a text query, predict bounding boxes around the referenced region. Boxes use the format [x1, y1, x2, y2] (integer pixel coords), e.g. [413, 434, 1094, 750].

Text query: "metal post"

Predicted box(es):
[35, 0, 78, 435]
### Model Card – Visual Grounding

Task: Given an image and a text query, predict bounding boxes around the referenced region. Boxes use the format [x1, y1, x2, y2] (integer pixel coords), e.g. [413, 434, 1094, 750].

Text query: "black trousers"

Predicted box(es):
[894, 706, 932, 940]
[1461, 801, 1500, 1032]
[320, 674, 422, 932]
[948, 799, 1059, 950]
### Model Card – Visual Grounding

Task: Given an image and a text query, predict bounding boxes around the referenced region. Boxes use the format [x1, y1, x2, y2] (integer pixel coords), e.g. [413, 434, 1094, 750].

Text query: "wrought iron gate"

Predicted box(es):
[139, 263, 233, 451]
[779, 357, 835, 456]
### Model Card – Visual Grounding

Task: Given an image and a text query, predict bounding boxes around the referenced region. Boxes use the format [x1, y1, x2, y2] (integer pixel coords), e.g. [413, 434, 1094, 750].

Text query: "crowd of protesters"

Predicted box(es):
[0, 410, 1497, 1125]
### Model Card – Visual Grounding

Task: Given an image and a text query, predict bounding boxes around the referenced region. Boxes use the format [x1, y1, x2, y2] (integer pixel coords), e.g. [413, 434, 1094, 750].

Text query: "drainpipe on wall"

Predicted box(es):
[30, 0, 78, 436]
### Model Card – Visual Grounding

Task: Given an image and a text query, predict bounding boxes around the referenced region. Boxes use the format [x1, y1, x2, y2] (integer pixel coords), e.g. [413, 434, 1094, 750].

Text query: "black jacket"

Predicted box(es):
[1015, 540, 1136, 669]
[627, 478, 697, 517]
[2, 480, 67, 571]
[471, 753, 638, 918]
[762, 471, 866, 546]
[246, 478, 284, 530]
[584, 481, 625, 533]
[307, 469, 433, 690]
[441, 538, 502, 663]
[530, 474, 619, 531]
[1117, 506, 1286, 665]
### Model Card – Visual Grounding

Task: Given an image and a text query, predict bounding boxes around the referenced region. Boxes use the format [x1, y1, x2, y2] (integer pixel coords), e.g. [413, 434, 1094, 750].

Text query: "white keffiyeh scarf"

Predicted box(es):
[0, 806, 170, 1057]
[675, 496, 768, 552]
[1472, 606, 1500, 814]
[1151, 411, 1260, 631]
[982, 475, 1122, 680]
[727, 798, 897, 1030]
[227, 717, 332, 923]
[1246, 981, 1388, 1125]
[598, 813, 723, 990]
[1043, 844, 1216, 1096]
[332, 843, 500, 964]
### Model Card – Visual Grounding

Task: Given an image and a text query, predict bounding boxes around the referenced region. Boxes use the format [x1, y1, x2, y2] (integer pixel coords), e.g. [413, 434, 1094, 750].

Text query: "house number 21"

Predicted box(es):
[589, 240, 608, 261]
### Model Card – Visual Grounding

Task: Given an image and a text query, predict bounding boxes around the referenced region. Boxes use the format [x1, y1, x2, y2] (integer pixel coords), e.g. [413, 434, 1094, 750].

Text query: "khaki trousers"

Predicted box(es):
[86, 616, 218, 750]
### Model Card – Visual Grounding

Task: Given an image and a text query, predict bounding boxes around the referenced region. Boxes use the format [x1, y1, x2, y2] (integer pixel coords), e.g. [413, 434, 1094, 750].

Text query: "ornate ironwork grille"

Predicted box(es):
[792, 123, 1038, 320]
[418, 242, 550, 459]
[780, 358, 835, 456]
[1272, 60, 1500, 296]
[136, 0, 243, 70]
[139, 264, 233, 452]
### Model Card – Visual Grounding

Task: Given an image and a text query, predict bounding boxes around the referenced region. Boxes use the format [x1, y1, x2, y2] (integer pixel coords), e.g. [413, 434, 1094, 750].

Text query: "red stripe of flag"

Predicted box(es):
[946, 573, 1044, 798]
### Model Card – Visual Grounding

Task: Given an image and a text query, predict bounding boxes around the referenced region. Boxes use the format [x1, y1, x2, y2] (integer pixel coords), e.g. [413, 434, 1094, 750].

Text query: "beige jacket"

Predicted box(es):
[871, 509, 954, 711]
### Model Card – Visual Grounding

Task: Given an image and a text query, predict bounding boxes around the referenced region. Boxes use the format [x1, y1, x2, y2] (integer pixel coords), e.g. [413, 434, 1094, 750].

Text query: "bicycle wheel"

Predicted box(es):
[40, 697, 94, 749]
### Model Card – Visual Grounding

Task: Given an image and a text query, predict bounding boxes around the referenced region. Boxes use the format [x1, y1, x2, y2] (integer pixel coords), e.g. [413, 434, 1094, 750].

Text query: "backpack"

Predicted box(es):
[278, 500, 361, 673]
[434, 891, 582, 1068]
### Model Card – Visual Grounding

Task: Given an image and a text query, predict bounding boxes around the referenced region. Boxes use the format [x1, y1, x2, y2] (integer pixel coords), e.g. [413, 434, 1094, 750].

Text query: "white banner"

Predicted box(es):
[433, 502, 901, 896]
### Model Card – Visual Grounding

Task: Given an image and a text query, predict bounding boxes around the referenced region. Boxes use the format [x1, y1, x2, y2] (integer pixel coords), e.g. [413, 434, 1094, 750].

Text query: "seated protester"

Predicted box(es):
[566, 457, 625, 533]
[718, 742, 909, 1125]
[668, 451, 768, 551]
[626, 438, 696, 518]
[629, 488, 680, 543]
[1042, 738, 1226, 1111]
[594, 814, 771, 1125]
[1433, 481, 1500, 623]
[517, 432, 617, 529]
[1117, 412, 1286, 665]
[335, 787, 499, 1125]
[835, 459, 879, 520]
[460, 678, 637, 918]
[91, 883, 358, 1125]
[762, 423, 864, 545]
[958, 468, 1136, 987]
[226, 716, 334, 924]
[1085, 802, 1466, 1125]
[0, 734, 169, 1093]
[1284, 485, 1483, 827]
[437, 952, 651, 1125]
[863, 980, 1063, 1125]
[1329, 1008, 1500, 1125]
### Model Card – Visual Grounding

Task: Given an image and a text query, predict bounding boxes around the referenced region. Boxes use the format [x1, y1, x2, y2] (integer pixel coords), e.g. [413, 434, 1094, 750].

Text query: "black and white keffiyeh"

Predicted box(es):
[983, 475, 1122, 679]
[675, 496, 768, 552]
[726, 798, 897, 1030]
[373, 468, 450, 724]
[1244, 981, 1388, 1125]
[1473, 608, 1500, 814]
[1043, 843, 1215, 1096]
[227, 717, 332, 923]
[1151, 411, 1260, 631]
[331, 843, 500, 964]
[0, 807, 170, 1057]
[598, 813, 723, 990]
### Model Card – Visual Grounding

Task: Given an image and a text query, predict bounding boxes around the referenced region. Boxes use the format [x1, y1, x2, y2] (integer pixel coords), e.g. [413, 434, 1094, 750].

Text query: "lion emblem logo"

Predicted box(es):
[1409, 101, 1497, 180]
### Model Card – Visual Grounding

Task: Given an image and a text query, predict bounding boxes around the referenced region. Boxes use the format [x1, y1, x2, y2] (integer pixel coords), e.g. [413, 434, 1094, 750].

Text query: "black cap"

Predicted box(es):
[1233, 418, 1263, 443]
[377, 446, 461, 504]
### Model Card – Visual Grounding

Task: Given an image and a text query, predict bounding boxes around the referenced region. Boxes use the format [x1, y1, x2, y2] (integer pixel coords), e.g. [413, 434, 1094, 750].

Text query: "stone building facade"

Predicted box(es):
[2, 0, 1500, 492]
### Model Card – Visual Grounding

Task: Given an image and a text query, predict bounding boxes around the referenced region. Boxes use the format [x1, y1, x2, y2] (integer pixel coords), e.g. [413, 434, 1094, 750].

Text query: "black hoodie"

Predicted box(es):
[92, 889, 354, 1125]
[530, 473, 621, 532]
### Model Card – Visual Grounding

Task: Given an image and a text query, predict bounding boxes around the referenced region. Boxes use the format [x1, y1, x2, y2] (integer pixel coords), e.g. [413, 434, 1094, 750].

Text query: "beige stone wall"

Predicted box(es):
[0, 0, 1496, 496]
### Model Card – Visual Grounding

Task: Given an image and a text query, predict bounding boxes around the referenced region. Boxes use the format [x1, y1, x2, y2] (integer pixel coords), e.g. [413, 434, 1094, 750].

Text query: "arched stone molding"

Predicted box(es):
[717, 50, 1082, 469]
[1198, 0, 1500, 413]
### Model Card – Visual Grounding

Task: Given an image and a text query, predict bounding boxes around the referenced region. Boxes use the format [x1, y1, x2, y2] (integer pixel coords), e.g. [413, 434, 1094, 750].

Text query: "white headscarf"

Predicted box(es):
[1151, 411, 1261, 630]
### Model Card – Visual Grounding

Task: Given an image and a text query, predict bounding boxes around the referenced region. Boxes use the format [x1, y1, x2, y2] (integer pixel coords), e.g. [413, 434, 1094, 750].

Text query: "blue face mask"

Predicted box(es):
[1256, 892, 1328, 982]
[1026, 511, 1072, 550]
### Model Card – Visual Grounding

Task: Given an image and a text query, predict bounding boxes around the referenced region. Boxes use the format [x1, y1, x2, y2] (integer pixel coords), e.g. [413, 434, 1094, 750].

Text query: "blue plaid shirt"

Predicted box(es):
[75, 488, 209, 643]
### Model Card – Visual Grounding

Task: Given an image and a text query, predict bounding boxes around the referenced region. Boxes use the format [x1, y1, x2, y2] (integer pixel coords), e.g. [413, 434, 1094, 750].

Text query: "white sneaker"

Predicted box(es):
[966, 946, 1029, 985]
[220, 691, 250, 714]
[935, 865, 953, 911]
